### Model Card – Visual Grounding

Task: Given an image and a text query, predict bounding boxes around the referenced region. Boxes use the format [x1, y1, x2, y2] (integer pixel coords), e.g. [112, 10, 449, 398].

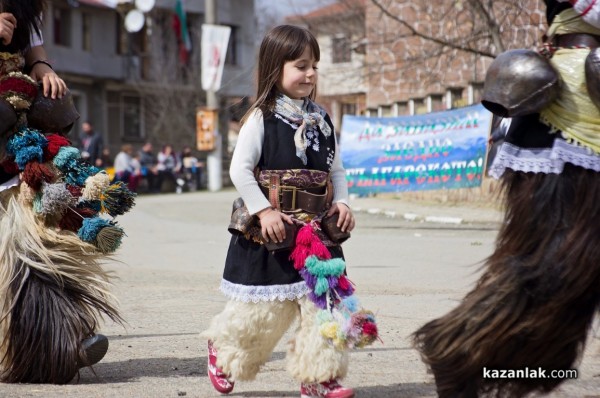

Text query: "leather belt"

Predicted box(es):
[261, 185, 327, 213]
[553, 33, 600, 48]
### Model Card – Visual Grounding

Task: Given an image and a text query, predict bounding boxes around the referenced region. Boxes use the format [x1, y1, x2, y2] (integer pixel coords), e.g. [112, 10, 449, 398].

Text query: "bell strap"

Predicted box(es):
[268, 174, 281, 210]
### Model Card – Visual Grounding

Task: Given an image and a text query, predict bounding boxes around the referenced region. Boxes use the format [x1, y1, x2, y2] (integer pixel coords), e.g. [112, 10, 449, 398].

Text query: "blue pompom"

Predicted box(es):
[53, 146, 81, 170]
[78, 217, 112, 242]
[6, 127, 48, 169]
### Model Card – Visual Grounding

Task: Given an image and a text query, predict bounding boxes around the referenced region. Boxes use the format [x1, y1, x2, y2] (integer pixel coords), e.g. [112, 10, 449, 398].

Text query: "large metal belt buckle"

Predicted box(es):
[280, 185, 297, 210]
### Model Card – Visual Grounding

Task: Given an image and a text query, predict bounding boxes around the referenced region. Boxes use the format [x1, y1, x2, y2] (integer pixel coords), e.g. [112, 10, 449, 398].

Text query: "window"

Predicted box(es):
[82, 13, 91, 51]
[225, 25, 238, 66]
[53, 7, 71, 46]
[122, 95, 143, 140]
[332, 35, 351, 63]
[341, 102, 356, 116]
[469, 82, 484, 104]
[429, 94, 444, 112]
[447, 88, 464, 109]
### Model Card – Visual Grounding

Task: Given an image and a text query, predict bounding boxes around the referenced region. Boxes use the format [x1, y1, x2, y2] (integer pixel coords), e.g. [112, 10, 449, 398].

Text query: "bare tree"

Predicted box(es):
[123, 8, 204, 147]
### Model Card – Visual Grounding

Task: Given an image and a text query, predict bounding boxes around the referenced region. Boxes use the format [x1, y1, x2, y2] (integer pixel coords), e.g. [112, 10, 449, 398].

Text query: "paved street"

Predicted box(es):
[1, 189, 599, 398]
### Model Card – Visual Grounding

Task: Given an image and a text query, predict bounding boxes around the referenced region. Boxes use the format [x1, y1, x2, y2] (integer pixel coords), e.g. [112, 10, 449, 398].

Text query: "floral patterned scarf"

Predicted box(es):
[274, 94, 332, 165]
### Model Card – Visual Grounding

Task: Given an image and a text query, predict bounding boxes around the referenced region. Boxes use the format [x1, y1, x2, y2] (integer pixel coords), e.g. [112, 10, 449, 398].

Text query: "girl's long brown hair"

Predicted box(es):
[241, 25, 320, 124]
[0, 0, 46, 54]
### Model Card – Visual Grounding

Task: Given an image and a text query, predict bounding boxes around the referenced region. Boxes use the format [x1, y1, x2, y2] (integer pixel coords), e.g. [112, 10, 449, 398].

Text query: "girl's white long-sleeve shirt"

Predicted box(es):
[229, 109, 349, 215]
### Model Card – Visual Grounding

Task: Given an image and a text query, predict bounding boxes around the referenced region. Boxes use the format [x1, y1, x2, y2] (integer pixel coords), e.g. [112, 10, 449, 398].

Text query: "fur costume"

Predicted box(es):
[0, 50, 134, 383]
[202, 297, 349, 383]
[414, 1, 600, 396]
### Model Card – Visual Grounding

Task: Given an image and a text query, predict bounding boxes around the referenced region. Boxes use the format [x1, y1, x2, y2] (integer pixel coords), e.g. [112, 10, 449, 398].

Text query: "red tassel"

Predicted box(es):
[290, 225, 332, 270]
[0, 158, 19, 175]
[43, 134, 71, 161]
[362, 322, 378, 337]
[21, 161, 55, 190]
[66, 184, 83, 198]
[338, 275, 350, 291]
[59, 206, 96, 232]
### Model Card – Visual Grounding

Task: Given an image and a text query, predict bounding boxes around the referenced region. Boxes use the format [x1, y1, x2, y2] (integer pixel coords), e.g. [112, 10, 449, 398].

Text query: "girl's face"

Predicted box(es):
[277, 46, 318, 100]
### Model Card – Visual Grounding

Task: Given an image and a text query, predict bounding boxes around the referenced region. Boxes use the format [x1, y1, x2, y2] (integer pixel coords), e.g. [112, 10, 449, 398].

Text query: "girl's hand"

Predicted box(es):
[258, 207, 293, 243]
[0, 13, 16, 45]
[30, 63, 67, 99]
[326, 202, 355, 233]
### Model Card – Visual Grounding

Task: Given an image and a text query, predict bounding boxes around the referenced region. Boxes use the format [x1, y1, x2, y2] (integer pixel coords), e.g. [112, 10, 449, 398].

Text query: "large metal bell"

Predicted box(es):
[482, 49, 561, 117]
[0, 97, 17, 138]
[27, 84, 80, 134]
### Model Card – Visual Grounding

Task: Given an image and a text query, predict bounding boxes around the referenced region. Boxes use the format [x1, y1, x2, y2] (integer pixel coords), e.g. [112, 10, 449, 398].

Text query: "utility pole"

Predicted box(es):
[205, 0, 222, 192]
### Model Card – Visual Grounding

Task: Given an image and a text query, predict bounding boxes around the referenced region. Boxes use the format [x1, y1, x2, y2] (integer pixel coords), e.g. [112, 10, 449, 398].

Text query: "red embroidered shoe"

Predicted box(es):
[300, 379, 355, 398]
[207, 340, 234, 394]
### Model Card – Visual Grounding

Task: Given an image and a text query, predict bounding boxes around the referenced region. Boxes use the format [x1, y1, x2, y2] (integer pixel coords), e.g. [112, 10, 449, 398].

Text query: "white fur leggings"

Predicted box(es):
[202, 296, 349, 383]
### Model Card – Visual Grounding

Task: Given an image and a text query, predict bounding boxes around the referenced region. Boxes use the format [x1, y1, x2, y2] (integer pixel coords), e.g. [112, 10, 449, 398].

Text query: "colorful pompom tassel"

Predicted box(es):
[38, 183, 75, 217]
[53, 146, 80, 170]
[22, 161, 55, 190]
[6, 127, 48, 169]
[43, 134, 71, 161]
[81, 172, 111, 201]
[66, 184, 83, 199]
[290, 225, 331, 270]
[98, 182, 136, 217]
[59, 206, 96, 232]
[77, 199, 102, 213]
[77, 217, 124, 253]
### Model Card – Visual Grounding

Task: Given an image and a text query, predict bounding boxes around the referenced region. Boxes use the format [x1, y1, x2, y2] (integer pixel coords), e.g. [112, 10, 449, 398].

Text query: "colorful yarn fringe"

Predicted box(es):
[78, 217, 124, 254]
[6, 127, 48, 169]
[0, 117, 135, 254]
[290, 224, 378, 349]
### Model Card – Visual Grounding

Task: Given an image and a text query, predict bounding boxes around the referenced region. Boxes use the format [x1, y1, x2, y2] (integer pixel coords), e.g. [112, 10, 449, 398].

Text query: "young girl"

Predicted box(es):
[202, 25, 359, 398]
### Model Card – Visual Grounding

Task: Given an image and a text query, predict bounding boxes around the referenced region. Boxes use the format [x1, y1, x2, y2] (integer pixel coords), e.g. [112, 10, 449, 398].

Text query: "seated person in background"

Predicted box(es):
[157, 144, 183, 193]
[180, 146, 203, 191]
[113, 144, 141, 192]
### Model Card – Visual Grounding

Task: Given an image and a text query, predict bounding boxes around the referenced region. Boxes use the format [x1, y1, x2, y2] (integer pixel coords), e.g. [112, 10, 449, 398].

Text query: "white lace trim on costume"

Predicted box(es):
[220, 279, 310, 303]
[551, 139, 600, 172]
[489, 140, 600, 178]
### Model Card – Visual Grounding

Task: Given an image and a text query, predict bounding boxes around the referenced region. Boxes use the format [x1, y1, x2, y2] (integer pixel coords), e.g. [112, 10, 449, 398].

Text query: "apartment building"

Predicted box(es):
[43, 0, 255, 157]
[289, 0, 548, 127]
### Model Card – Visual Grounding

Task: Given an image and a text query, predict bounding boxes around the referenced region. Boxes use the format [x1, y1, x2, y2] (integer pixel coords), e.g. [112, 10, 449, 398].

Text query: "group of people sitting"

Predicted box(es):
[112, 142, 204, 194]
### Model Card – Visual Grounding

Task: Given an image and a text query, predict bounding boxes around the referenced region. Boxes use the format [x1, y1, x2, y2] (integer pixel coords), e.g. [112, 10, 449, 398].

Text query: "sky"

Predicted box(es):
[255, 0, 336, 24]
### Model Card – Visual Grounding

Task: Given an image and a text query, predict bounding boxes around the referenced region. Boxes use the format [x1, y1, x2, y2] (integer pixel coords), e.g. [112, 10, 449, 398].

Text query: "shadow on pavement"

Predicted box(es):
[229, 383, 436, 397]
[76, 356, 207, 384]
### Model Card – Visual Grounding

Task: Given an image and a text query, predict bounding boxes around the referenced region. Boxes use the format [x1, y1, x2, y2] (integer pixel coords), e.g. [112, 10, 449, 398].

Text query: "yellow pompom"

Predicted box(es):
[320, 322, 338, 339]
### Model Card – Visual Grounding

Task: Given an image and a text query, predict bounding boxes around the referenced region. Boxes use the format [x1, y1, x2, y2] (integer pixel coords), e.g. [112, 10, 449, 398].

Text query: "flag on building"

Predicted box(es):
[173, 0, 192, 64]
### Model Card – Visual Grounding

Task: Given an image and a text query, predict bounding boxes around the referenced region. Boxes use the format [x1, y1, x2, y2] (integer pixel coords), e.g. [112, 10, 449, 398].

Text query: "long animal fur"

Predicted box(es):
[0, 189, 122, 383]
[413, 164, 600, 398]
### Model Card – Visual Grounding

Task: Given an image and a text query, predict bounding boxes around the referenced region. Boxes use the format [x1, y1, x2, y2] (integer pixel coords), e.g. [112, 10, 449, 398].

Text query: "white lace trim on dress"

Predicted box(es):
[489, 140, 600, 178]
[220, 279, 310, 303]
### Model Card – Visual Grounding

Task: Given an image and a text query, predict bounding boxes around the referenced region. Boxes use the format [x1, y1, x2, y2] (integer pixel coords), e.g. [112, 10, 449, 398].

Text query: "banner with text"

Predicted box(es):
[340, 104, 492, 195]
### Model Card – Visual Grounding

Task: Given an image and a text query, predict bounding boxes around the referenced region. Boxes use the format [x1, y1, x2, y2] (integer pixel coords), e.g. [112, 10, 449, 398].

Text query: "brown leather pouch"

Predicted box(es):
[260, 222, 298, 252]
[321, 213, 351, 244]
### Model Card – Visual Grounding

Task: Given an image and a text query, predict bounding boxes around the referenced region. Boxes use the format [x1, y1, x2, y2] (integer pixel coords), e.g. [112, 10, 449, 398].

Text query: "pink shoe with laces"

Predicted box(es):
[300, 379, 355, 398]
[207, 340, 234, 394]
